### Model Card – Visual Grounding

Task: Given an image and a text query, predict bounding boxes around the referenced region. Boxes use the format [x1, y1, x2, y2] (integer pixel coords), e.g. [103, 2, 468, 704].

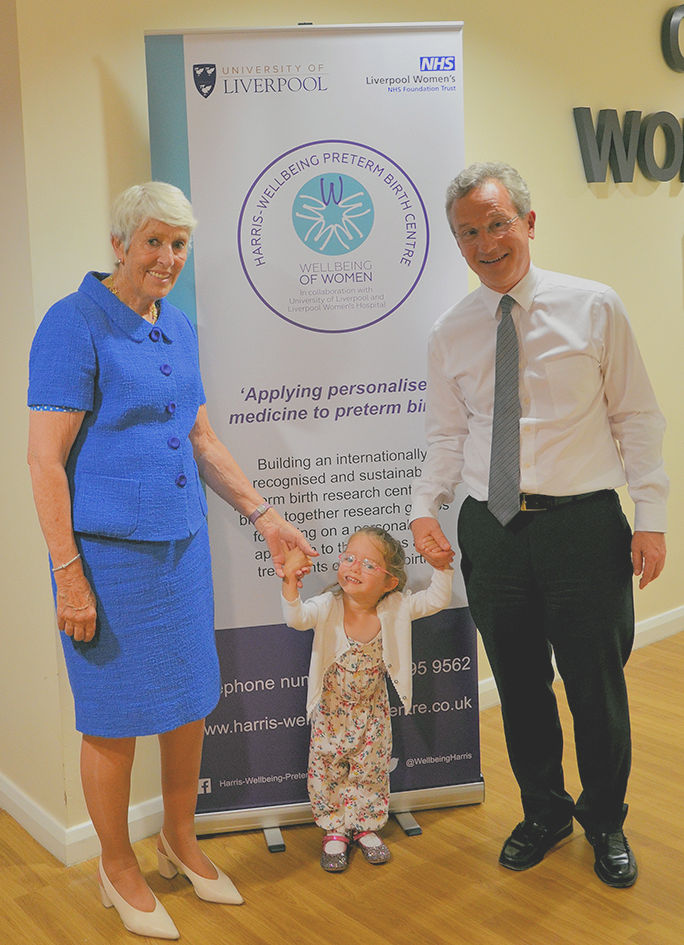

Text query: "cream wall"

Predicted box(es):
[0, 0, 69, 836]
[3, 0, 682, 863]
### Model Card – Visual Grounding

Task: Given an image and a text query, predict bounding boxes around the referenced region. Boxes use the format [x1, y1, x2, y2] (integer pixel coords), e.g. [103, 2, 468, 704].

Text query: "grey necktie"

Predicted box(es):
[487, 294, 520, 525]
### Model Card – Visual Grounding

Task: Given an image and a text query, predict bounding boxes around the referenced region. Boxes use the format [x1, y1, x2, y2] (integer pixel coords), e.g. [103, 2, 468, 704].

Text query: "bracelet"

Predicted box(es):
[248, 502, 272, 525]
[51, 552, 81, 573]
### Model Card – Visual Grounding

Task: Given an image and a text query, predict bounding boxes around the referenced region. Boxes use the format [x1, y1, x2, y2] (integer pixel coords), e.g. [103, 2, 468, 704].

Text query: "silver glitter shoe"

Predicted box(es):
[320, 834, 350, 872]
[353, 831, 391, 864]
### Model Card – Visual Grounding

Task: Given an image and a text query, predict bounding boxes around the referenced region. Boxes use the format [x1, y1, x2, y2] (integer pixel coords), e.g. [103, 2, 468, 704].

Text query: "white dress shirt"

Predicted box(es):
[411, 265, 668, 532]
[281, 568, 454, 718]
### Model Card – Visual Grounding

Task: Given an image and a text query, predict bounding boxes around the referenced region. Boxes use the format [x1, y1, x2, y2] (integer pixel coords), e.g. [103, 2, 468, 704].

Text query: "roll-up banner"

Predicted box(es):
[145, 22, 483, 834]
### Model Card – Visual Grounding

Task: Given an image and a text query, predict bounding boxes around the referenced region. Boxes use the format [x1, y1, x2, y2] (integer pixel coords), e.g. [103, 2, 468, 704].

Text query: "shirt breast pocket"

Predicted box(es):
[543, 355, 601, 419]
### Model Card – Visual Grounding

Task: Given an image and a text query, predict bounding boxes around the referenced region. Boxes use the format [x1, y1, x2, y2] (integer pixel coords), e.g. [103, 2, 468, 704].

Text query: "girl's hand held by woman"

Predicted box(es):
[281, 547, 312, 600]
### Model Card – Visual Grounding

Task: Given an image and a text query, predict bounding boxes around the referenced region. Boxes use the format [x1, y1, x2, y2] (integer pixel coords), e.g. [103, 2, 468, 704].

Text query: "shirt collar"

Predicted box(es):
[478, 264, 540, 318]
[80, 272, 174, 343]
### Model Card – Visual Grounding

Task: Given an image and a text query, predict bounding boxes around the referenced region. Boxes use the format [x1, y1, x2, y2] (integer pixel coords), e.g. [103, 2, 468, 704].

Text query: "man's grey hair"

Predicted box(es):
[445, 162, 532, 221]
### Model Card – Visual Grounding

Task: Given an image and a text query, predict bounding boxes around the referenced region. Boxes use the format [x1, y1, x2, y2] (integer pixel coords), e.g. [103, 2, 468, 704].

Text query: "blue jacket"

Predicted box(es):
[28, 272, 208, 541]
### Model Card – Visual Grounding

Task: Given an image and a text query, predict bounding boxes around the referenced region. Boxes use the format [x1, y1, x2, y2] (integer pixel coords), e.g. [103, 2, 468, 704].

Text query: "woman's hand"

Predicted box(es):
[55, 571, 97, 642]
[281, 547, 312, 600]
[282, 546, 313, 578]
[255, 509, 318, 580]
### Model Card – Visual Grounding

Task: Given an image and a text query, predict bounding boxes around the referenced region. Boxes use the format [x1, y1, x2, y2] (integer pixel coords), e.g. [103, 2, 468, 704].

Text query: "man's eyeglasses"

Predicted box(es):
[338, 553, 391, 576]
[455, 215, 520, 245]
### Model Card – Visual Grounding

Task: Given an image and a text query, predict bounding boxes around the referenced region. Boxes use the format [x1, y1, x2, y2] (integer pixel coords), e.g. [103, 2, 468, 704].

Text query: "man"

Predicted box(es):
[411, 162, 667, 888]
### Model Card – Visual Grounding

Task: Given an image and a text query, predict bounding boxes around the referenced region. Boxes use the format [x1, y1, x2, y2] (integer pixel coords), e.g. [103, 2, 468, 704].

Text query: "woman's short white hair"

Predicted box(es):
[445, 162, 532, 219]
[111, 181, 197, 249]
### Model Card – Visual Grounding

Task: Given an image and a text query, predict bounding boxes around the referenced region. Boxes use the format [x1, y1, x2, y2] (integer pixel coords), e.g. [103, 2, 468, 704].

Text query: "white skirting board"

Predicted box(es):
[2, 606, 681, 866]
[0, 775, 164, 866]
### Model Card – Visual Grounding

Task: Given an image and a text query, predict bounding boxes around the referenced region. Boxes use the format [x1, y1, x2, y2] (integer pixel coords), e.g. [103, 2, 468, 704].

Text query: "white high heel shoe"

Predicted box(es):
[157, 830, 244, 905]
[98, 859, 179, 940]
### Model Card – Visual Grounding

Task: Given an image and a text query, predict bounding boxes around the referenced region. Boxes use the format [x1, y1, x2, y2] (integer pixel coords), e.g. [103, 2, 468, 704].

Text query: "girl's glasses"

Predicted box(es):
[338, 552, 391, 576]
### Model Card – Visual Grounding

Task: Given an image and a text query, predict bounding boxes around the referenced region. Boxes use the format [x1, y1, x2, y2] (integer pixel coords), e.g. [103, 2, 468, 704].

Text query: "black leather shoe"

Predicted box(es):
[585, 829, 637, 887]
[499, 820, 573, 871]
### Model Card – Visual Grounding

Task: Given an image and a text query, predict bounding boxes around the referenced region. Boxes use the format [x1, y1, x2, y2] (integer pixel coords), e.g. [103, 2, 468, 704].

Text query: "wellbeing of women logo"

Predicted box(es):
[291, 174, 375, 256]
[237, 140, 429, 334]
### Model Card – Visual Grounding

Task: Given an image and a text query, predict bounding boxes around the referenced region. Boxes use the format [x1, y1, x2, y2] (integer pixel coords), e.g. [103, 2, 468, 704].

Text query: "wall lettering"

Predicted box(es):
[662, 4, 684, 71]
[574, 108, 684, 183]
[574, 7, 684, 183]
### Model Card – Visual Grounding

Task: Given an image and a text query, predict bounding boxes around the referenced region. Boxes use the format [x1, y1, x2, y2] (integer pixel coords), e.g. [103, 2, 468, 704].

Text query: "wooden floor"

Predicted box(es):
[2, 631, 683, 945]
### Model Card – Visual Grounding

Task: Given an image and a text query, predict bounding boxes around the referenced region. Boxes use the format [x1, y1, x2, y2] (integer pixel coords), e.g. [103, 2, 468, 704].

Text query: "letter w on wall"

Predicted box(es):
[573, 107, 641, 182]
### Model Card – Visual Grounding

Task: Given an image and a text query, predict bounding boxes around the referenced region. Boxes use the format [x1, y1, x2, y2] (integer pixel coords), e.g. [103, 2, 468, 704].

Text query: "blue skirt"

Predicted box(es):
[56, 521, 220, 737]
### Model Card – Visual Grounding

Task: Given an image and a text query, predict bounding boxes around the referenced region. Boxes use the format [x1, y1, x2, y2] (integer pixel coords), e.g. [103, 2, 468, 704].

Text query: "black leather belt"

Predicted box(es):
[519, 490, 607, 511]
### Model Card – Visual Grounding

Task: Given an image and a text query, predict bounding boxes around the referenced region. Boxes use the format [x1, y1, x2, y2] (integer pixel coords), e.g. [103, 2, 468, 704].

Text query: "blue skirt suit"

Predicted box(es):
[28, 273, 220, 737]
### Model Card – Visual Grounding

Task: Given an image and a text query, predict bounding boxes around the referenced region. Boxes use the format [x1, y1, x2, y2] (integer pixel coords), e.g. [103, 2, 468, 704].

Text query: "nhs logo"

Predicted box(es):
[419, 56, 456, 71]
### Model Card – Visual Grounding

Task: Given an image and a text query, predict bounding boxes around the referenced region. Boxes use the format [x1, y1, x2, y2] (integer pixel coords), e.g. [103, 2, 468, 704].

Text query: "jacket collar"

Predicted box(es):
[80, 272, 174, 343]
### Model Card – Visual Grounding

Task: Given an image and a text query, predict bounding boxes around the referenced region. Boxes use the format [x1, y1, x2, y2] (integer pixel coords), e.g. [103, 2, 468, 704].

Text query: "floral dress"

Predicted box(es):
[307, 632, 391, 834]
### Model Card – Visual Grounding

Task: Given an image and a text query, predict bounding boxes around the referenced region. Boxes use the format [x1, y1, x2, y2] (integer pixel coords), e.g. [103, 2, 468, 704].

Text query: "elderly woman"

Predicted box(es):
[27, 182, 315, 939]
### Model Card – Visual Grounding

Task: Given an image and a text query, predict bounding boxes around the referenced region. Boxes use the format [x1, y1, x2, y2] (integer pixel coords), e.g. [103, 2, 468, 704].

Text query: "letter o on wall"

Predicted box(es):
[661, 5, 684, 71]
[637, 112, 684, 181]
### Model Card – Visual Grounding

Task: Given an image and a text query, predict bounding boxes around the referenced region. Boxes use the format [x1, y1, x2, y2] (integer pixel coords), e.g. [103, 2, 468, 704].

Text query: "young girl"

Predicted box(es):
[281, 526, 453, 872]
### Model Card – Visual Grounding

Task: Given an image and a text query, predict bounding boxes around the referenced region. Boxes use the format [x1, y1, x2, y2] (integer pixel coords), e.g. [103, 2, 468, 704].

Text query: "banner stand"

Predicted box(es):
[196, 779, 485, 850]
[146, 22, 484, 842]
[394, 813, 422, 837]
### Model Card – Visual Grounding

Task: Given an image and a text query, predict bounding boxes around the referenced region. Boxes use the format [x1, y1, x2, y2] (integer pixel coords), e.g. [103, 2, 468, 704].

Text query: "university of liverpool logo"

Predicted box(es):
[193, 64, 217, 98]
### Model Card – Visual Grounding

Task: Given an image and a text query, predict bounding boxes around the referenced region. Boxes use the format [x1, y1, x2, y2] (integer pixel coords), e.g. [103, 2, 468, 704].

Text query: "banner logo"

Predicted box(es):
[292, 174, 374, 255]
[193, 64, 217, 98]
[237, 139, 429, 334]
[419, 55, 456, 71]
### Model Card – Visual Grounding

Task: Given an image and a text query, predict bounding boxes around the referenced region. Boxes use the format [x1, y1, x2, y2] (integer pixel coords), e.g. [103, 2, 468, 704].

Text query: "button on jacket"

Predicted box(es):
[28, 272, 208, 541]
[281, 568, 454, 719]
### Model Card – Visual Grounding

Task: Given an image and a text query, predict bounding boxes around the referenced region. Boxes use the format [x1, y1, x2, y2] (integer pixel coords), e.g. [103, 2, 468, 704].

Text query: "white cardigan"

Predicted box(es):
[281, 569, 454, 719]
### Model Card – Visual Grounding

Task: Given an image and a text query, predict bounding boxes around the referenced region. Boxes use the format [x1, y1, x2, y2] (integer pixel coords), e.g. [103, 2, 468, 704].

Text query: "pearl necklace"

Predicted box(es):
[103, 275, 159, 324]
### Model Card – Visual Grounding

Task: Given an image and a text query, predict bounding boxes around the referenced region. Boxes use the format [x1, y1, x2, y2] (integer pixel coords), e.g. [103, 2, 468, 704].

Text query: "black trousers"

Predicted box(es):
[458, 490, 634, 833]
